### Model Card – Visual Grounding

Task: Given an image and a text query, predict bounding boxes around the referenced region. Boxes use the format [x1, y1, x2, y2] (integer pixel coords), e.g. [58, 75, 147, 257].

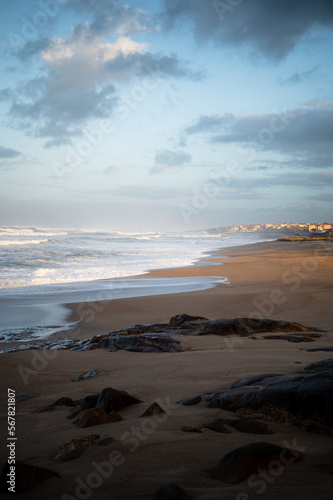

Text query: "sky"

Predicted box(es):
[0, 0, 332, 231]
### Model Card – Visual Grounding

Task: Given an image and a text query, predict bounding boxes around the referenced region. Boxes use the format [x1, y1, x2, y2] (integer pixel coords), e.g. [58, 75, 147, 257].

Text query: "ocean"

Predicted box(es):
[0, 226, 266, 345]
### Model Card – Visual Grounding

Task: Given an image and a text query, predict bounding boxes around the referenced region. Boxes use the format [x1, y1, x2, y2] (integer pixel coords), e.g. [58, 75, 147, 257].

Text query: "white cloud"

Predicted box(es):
[41, 32, 147, 92]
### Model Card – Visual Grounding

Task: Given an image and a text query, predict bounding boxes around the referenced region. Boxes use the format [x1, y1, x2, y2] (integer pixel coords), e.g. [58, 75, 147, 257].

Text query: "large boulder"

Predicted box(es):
[96, 387, 141, 412]
[213, 442, 303, 484]
[208, 362, 333, 432]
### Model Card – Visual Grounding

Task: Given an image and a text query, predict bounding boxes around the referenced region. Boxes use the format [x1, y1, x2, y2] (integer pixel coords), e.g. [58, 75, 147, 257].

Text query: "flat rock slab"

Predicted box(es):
[181, 426, 202, 433]
[213, 442, 303, 484]
[53, 434, 113, 462]
[307, 347, 333, 352]
[179, 395, 202, 406]
[73, 369, 107, 382]
[15, 395, 38, 403]
[233, 417, 274, 435]
[263, 333, 322, 342]
[203, 419, 232, 433]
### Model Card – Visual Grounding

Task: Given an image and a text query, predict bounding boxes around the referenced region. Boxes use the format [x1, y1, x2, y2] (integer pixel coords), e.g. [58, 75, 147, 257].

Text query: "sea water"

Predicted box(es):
[0, 226, 266, 343]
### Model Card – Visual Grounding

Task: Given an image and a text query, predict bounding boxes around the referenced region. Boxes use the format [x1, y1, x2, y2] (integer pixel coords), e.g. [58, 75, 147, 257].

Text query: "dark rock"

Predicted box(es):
[53, 447, 83, 462]
[304, 359, 333, 372]
[73, 369, 107, 382]
[181, 426, 202, 433]
[12, 315, 318, 353]
[37, 405, 56, 414]
[15, 395, 38, 403]
[52, 397, 75, 406]
[96, 387, 141, 412]
[74, 408, 123, 428]
[203, 419, 233, 433]
[228, 373, 283, 389]
[141, 402, 166, 417]
[213, 442, 303, 484]
[307, 347, 333, 352]
[263, 333, 321, 342]
[192, 317, 317, 337]
[53, 434, 112, 462]
[169, 314, 208, 326]
[69, 394, 99, 419]
[180, 395, 202, 406]
[153, 482, 192, 499]
[232, 418, 274, 435]
[208, 362, 333, 432]
[0, 462, 60, 493]
[96, 435, 113, 446]
[107, 334, 184, 353]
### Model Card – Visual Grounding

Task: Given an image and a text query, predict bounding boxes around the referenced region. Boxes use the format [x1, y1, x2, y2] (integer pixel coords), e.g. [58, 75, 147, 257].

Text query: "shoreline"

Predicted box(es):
[1, 238, 332, 346]
[64, 238, 333, 339]
[0, 237, 265, 348]
[0, 239, 333, 499]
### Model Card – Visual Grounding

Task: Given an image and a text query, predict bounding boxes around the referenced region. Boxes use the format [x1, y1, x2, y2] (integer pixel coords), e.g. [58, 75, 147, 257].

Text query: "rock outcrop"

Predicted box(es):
[182, 359, 333, 433]
[6, 314, 321, 353]
[213, 442, 303, 484]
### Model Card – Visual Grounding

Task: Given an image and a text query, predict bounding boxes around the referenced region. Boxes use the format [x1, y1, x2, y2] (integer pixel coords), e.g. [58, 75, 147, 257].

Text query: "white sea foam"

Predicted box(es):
[0, 239, 50, 246]
[0, 226, 268, 344]
[0, 226, 265, 289]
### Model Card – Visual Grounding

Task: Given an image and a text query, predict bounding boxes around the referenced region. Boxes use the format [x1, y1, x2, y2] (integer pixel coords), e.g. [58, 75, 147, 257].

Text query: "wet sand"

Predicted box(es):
[0, 239, 333, 499]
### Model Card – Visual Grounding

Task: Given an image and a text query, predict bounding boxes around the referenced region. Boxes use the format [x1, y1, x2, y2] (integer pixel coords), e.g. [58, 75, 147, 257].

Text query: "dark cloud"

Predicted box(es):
[0, 146, 21, 158]
[185, 104, 333, 169]
[1, 79, 117, 147]
[162, 0, 333, 60]
[14, 37, 51, 61]
[151, 149, 192, 174]
[104, 51, 203, 80]
[70, 0, 158, 37]
[278, 66, 320, 86]
[307, 193, 332, 202]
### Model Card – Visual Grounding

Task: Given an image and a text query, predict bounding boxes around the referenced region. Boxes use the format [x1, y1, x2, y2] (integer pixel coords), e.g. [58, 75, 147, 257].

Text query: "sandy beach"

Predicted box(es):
[1, 239, 333, 499]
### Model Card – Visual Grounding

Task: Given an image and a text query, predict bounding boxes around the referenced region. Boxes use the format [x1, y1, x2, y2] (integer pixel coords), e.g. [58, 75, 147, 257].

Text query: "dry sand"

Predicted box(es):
[0, 239, 333, 499]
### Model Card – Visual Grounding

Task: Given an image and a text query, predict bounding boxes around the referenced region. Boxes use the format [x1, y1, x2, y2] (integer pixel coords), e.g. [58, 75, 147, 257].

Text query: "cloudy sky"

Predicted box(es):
[0, 0, 332, 230]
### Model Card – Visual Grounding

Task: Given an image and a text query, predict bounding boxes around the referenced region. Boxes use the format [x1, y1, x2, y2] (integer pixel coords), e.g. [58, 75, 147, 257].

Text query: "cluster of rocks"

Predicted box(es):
[4, 314, 322, 354]
[3, 357, 333, 496]
[2, 316, 331, 497]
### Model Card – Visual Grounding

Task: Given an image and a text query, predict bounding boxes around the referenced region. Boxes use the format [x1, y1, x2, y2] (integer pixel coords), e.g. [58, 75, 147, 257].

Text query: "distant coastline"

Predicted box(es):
[206, 221, 333, 238]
